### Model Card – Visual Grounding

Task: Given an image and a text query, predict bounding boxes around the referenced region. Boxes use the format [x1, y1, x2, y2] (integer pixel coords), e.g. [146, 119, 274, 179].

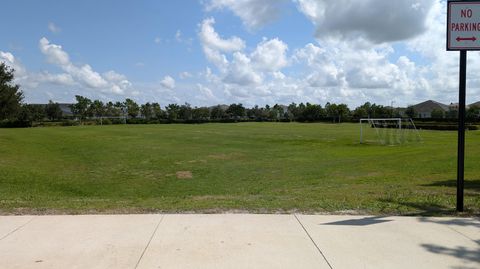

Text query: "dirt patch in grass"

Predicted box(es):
[176, 171, 193, 179]
[208, 153, 243, 160]
[175, 159, 207, 165]
[191, 195, 231, 201]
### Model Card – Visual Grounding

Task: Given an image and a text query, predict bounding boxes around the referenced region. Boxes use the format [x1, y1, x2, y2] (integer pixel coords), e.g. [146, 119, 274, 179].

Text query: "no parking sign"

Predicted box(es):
[448, 1, 480, 50]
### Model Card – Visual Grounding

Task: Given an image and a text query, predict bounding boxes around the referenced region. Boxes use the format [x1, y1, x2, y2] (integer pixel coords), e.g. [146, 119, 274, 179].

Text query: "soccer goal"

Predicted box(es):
[360, 118, 421, 145]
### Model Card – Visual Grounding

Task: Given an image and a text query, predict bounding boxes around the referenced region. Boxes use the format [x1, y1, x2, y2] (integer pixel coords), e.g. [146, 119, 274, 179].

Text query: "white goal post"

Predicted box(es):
[360, 118, 421, 145]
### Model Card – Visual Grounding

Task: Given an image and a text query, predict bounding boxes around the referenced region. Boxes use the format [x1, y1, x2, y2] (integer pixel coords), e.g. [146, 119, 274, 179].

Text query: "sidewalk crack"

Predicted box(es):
[294, 214, 333, 269]
[446, 225, 479, 245]
[134, 214, 165, 269]
[0, 216, 36, 241]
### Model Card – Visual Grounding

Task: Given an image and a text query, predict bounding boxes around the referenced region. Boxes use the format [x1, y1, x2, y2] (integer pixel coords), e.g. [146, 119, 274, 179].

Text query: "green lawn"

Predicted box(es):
[0, 123, 478, 216]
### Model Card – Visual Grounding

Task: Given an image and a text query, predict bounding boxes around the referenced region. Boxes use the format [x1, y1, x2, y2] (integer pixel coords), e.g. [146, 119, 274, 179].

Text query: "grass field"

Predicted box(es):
[0, 123, 479, 216]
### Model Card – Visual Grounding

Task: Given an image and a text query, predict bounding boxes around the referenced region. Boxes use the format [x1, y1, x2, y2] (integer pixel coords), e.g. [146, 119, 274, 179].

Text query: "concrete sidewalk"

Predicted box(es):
[0, 214, 478, 269]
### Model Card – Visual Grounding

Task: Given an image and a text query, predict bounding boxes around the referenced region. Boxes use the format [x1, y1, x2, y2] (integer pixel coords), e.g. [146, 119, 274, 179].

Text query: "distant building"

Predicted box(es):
[411, 100, 449, 118]
[58, 103, 74, 117]
[29, 103, 74, 118]
[468, 101, 480, 108]
[449, 102, 459, 111]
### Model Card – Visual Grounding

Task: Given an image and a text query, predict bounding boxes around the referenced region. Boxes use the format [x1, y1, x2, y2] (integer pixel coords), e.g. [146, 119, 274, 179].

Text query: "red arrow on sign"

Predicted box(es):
[456, 36, 477, 42]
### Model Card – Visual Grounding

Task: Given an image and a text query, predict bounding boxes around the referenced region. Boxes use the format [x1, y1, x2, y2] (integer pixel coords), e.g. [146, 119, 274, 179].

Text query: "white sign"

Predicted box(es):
[447, 1, 480, 50]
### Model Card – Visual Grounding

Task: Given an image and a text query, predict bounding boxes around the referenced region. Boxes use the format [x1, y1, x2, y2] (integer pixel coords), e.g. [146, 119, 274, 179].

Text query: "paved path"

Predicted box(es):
[0, 214, 478, 269]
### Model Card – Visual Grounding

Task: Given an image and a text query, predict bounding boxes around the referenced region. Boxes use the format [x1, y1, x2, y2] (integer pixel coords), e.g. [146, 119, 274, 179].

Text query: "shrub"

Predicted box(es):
[0, 120, 32, 128]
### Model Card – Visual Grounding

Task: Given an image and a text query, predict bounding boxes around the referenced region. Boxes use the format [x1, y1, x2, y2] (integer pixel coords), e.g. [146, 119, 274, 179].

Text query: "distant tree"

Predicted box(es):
[288, 102, 305, 121]
[369, 103, 391, 118]
[151, 103, 166, 120]
[446, 108, 458, 119]
[226, 103, 246, 119]
[431, 108, 445, 119]
[18, 104, 45, 123]
[125, 98, 139, 118]
[178, 103, 193, 120]
[89, 100, 105, 119]
[210, 105, 226, 120]
[166, 103, 180, 120]
[270, 104, 284, 121]
[71, 95, 92, 121]
[27, 104, 46, 121]
[466, 105, 479, 122]
[0, 63, 23, 121]
[325, 102, 336, 118]
[45, 100, 63, 121]
[140, 102, 153, 120]
[336, 103, 351, 122]
[302, 103, 324, 122]
[192, 107, 210, 120]
[104, 102, 117, 117]
[114, 101, 126, 117]
[246, 105, 258, 120]
[326, 102, 350, 122]
[247, 105, 259, 120]
[353, 102, 371, 119]
[405, 106, 416, 118]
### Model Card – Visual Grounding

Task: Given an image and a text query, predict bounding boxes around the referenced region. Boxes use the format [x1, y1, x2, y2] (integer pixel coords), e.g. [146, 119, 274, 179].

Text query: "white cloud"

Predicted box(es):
[39, 37, 70, 66]
[65, 64, 109, 89]
[203, 46, 229, 70]
[103, 71, 132, 94]
[250, 38, 288, 72]
[205, 0, 287, 30]
[293, 41, 422, 105]
[0, 51, 15, 64]
[179, 72, 192, 79]
[195, 83, 220, 104]
[38, 37, 131, 95]
[1, 50, 75, 96]
[272, 71, 286, 80]
[48, 22, 61, 34]
[199, 18, 245, 52]
[198, 18, 290, 99]
[160, 75, 176, 90]
[154, 37, 162, 44]
[175, 30, 182, 42]
[36, 72, 75, 86]
[174, 29, 193, 46]
[224, 52, 263, 86]
[295, 0, 435, 43]
[0, 51, 27, 79]
[199, 19, 290, 87]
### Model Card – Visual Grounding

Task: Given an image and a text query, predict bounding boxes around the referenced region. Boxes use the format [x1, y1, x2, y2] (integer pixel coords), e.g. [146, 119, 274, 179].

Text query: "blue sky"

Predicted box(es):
[1, 0, 478, 108]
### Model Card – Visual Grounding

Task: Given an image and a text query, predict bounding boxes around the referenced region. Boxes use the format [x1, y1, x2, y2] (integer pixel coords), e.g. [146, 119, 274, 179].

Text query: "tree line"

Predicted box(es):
[10, 95, 408, 124]
[2, 62, 479, 127]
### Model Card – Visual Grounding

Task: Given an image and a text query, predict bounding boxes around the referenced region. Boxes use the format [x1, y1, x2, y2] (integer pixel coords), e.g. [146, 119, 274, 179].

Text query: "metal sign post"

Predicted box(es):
[457, 51, 466, 212]
[446, 0, 480, 212]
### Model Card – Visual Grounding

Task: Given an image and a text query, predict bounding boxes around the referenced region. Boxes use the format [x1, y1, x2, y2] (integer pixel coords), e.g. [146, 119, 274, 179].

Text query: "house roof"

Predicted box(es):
[411, 100, 449, 112]
[58, 103, 74, 116]
[28, 103, 74, 116]
[469, 101, 480, 108]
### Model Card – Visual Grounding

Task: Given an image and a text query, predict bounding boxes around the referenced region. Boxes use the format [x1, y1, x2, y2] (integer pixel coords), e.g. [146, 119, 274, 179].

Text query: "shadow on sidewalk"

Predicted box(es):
[322, 216, 392, 226]
[418, 217, 480, 228]
[421, 242, 480, 267]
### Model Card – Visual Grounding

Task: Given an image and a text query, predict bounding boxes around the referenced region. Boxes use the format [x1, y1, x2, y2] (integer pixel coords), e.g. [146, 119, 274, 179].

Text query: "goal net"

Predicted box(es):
[360, 118, 421, 145]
